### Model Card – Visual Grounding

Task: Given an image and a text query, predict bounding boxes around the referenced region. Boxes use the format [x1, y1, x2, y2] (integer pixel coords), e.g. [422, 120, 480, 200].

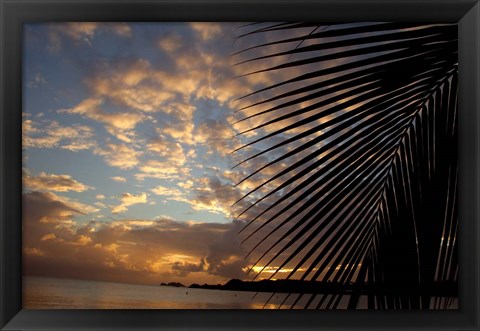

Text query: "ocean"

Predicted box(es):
[23, 276, 457, 309]
[24, 276, 308, 309]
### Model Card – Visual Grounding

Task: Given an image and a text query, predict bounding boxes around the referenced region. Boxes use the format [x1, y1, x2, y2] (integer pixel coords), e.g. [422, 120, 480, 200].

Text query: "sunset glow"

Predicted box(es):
[21, 21, 459, 310]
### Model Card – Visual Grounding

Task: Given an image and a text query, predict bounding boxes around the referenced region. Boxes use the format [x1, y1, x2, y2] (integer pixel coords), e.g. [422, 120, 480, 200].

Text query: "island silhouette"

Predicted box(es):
[160, 279, 457, 298]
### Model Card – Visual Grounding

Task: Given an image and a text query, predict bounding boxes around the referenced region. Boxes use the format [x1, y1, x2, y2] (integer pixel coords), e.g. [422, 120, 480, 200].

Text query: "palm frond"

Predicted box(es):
[233, 22, 458, 309]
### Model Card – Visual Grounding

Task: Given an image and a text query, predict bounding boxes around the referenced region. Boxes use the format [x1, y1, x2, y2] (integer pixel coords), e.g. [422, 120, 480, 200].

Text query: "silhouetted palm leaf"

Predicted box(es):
[233, 23, 457, 309]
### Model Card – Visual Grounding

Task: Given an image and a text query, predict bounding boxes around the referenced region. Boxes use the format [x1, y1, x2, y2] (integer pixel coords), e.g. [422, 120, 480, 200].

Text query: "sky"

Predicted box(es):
[22, 22, 322, 285]
[22, 22, 406, 287]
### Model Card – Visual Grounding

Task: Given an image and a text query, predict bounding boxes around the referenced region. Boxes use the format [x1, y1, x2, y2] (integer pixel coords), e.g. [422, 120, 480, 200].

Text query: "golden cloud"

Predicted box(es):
[41, 233, 56, 241]
[109, 23, 132, 38]
[95, 202, 107, 208]
[23, 119, 96, 152]
[24, 247, 46, 257]
[146, 137, 187, 166]
[158, 34, 182, 53]
[112, 192, 148, 214]
[150, 185, 183, 198]
[190, 23, 223, 41]
[23, 171, 93, 193]
[29, 191, 99, 215]
[111, 176, 127, 183]
[135, 160, 189, 181]
[63, 98, 145, 130]
[194, 119, 237, 156]
[47, 22, 132, 52]
[57, 22, 98, 42]
[94, 143, 141, 170]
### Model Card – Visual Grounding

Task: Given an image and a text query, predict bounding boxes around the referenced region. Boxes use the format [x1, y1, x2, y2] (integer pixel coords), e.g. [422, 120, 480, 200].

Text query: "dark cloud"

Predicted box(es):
[190, 176, 243, 216]
[23, 191, 253, 285]
[206, 220, 249, 279]
[171, 258, 206, 277]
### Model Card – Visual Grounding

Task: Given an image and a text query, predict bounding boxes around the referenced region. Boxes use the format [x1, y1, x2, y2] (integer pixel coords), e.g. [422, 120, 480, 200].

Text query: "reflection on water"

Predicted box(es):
[24, 276, 285, 309]
[23, 276, 458, 309]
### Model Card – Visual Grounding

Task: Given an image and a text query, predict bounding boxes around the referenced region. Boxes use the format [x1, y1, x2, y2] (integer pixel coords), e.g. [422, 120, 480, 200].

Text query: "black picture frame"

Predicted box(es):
[1, 0, 479, 330]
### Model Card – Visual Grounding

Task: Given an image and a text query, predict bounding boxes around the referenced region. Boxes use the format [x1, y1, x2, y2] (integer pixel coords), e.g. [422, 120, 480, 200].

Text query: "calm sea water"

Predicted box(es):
[23, 276, 457, 309]
[24, 276, 307, 309]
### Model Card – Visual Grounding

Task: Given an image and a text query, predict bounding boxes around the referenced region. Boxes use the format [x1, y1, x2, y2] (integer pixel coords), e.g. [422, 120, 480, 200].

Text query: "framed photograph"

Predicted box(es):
[1, 0, 479, 330]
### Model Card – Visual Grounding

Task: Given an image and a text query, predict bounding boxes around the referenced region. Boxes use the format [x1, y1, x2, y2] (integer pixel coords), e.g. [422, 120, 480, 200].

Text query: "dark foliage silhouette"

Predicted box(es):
[233, 23, 458, 309]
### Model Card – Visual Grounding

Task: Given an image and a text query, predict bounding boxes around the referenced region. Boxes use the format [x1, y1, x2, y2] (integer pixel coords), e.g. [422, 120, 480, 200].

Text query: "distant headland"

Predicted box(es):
[160, 279, 457, 296]
[159, 282, 186, 288]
